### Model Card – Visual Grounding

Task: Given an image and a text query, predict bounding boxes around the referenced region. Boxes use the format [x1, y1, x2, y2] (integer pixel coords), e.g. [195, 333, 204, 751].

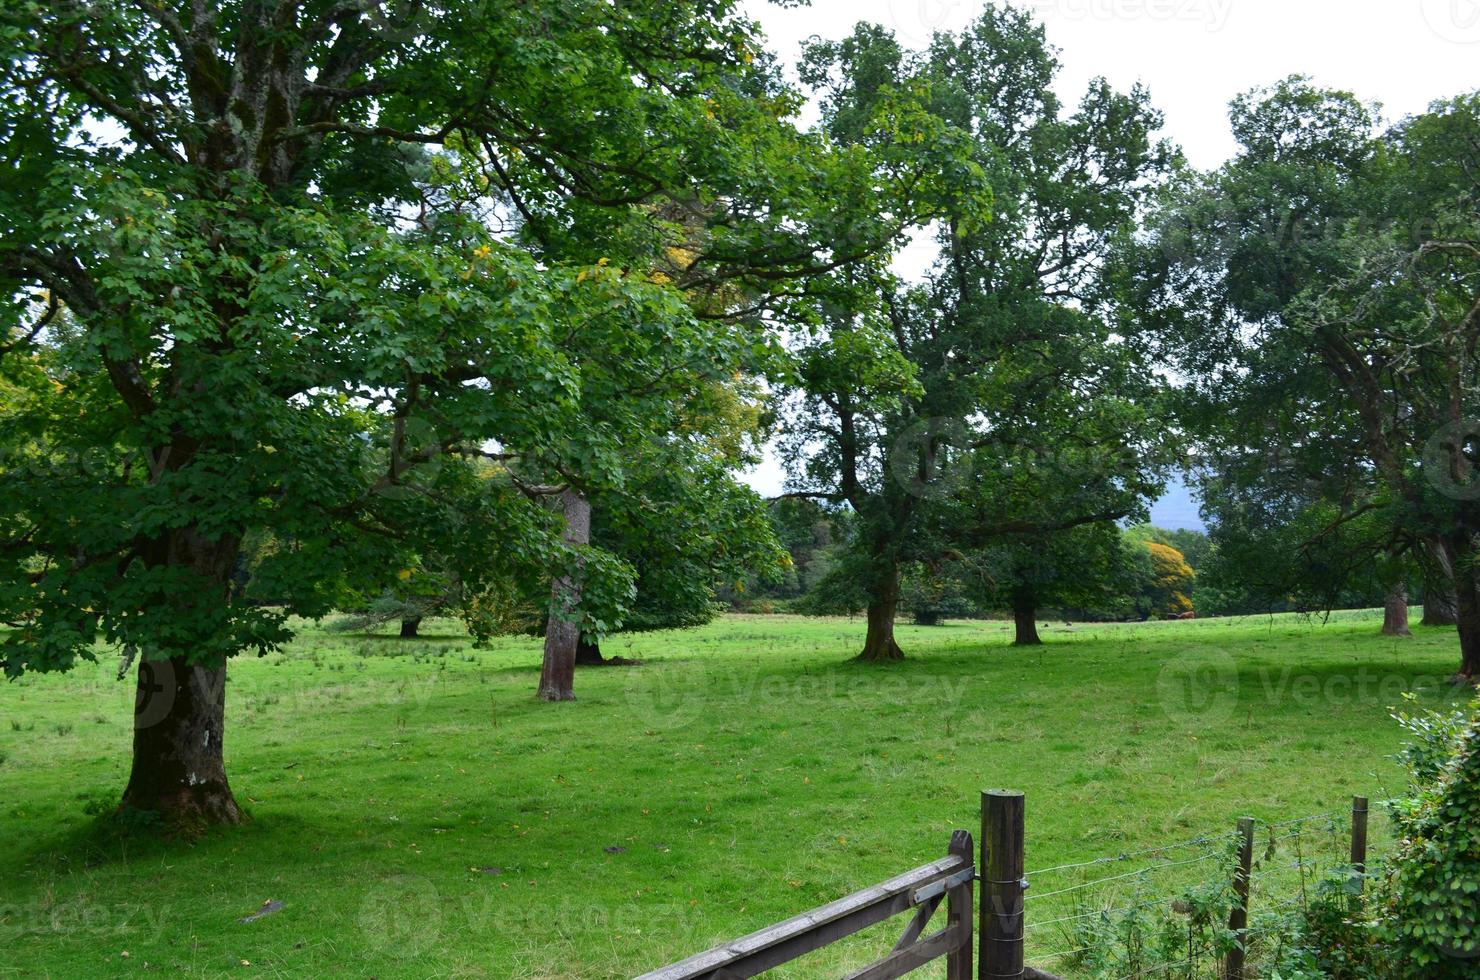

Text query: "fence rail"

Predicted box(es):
[637, 830, 974, 980]
[639, 790, 1380, 980]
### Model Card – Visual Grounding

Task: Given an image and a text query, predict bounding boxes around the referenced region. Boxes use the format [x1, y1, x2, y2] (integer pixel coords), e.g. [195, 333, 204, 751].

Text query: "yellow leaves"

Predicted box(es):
[646, 270, 672, 286]
[472, 244, 492, 260]
[576, 259, 609, 283]
[397, 568, 413, 581]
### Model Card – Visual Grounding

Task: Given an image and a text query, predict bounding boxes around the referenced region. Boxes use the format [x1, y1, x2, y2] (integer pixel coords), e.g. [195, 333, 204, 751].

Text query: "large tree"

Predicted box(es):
[1145, 79, 1480, 679]
[963, 523, 1148, 645]
[0, 0, 861, 823]
[781, 8, 1174, 661]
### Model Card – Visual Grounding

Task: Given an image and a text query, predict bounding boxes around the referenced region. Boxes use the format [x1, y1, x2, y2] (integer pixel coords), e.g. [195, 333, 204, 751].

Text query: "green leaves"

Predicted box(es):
[1372, 697, 1480, 976]
[0, 0, 857, 682]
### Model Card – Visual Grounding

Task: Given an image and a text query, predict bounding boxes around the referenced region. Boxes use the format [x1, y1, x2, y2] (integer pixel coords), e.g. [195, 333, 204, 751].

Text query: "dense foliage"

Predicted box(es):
[1143, 78, 1480, 677]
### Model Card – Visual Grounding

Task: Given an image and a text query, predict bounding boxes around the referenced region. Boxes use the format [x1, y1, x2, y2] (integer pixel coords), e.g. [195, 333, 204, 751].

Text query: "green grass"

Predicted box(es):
[0, 610, 1470, 978]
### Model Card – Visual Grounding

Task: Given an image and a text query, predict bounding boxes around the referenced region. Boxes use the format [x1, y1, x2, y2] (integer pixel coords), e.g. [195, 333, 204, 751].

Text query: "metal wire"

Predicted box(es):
[1025, 895, 1180, 931]
[1026, 831, 1240, 878]
[1026, 851, 1227, 902]
[1034, 941, 1113, 961]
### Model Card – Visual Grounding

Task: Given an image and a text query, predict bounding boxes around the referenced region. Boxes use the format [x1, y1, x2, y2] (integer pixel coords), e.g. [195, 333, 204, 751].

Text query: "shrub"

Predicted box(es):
[1372, 695, 1480, 975]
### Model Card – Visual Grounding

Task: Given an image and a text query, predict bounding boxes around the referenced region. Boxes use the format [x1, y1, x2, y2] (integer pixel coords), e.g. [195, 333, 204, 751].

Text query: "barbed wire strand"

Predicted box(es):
[1027, 851, 1228, 903]
[1026, 832, 1241, 878]
[1025, 895, 1184, 931]
[1028, 799, 1397, 885]
[1034, 941, 1117, 961]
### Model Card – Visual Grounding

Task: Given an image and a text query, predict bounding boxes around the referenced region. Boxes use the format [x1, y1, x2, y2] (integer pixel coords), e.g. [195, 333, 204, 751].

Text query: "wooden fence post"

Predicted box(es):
[1223, 816, 1255, 980]
[1350, 795, 1369, 894]
[946, 829, 973, 980]
[982, 790, 1025, 980]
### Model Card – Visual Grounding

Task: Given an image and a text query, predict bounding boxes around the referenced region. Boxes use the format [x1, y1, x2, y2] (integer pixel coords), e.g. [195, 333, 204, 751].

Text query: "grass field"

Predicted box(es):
[0, 610, 1471, 978]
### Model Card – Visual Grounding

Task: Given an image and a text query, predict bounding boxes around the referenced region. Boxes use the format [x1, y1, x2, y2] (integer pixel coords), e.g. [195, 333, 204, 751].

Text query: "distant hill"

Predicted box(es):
[1149, 475, 1203, 531]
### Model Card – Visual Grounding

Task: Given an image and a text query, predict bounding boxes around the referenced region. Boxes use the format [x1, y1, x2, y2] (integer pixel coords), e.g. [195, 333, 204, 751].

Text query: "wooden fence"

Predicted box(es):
[638, 791, 1375, 980]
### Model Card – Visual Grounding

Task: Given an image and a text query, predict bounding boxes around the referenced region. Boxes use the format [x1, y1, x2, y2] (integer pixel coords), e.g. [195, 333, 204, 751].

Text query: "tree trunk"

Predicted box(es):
[575, 635, 605, 665]
[399, 616, 421, 639]
[1381, 582, 1411, 637]
[1013, 588, 1042, 646]
[1454, 559, 1480, 683]
[538, 489, 591, 701]
[120, 655, 243, 826]
[1422, 540, 1460, 626]
[1422, 587, 1460, 626]
[858, 560, 904, 661]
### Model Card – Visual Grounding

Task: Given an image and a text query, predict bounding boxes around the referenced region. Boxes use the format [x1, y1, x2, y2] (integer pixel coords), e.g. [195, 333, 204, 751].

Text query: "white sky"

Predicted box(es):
[735, 0, 1480, 526]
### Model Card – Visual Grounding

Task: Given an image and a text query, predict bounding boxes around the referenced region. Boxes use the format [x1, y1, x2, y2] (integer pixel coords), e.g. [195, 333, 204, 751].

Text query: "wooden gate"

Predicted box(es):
[636, 830, 975, 980]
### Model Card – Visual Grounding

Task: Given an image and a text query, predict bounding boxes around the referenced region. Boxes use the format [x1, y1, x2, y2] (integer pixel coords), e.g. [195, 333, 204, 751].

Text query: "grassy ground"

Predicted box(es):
[0, 610, 1471, 978]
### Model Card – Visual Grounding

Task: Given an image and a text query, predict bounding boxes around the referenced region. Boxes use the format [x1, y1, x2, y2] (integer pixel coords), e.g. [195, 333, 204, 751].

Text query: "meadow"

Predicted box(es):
[0, 611, 1470, 978]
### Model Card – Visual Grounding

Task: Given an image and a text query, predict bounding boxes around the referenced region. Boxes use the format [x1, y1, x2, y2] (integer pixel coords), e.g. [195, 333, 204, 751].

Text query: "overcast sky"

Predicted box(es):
[733, 0, 1480, 528]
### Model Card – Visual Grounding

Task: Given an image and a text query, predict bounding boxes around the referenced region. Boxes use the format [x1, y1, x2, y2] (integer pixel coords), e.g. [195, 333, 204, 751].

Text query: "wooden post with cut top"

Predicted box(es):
[982, 790, 1025, 980]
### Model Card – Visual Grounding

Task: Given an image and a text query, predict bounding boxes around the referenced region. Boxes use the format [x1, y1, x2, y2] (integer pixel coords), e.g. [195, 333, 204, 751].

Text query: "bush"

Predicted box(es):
[1373, 695, 1480, 975]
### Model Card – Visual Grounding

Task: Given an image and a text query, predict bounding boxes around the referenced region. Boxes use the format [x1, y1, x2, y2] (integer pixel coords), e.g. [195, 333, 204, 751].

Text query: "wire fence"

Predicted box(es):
[1018, 797, 1400, 979]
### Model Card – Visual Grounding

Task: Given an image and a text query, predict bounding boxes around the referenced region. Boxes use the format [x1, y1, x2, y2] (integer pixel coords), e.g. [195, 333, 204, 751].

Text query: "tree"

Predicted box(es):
[781, 7, 1174, 661]
[0, 0, 844, 823]
[1139, 541, 1195, 618]
[570, 447, 785, 666]
[332, 570, 460, 639]
[967, 523, 1147, 644]
[735, 497, 852, 607]
[1145, 79, 1480, 678]
[899, 561, 976, 626]
[1129, 524, 1213, 572]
